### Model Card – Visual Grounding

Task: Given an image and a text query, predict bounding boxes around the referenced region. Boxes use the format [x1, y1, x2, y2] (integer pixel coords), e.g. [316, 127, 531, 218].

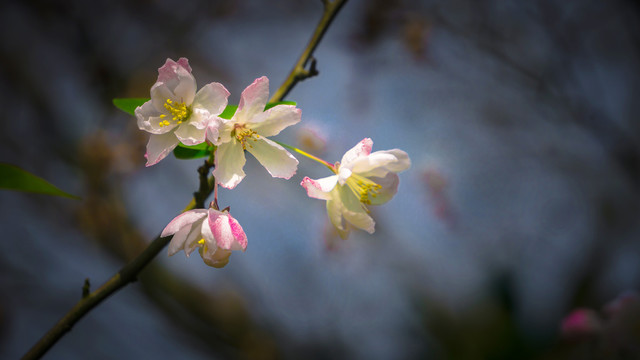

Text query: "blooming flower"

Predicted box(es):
[301, 138, 410, 239]
[210, 76, 301, 189]
[136, 58, 230, 166]
[161, 207, 247, 268]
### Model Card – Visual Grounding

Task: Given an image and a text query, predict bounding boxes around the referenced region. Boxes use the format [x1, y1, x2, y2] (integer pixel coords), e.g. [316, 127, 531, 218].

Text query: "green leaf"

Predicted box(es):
[113, 98, 149, 116]
[218, 104, 238, 120]
[0, 163, 79, 199]
[265, 101, 296, 110]
[173, 143, 213, 160]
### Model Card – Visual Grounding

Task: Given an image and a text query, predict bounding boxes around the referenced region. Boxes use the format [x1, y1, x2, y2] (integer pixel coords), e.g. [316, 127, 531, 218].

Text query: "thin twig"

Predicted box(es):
[270, 0, 348, 102]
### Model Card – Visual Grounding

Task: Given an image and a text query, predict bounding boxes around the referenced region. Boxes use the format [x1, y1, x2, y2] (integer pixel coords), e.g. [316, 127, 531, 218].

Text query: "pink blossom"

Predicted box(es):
[301, 138, 410, 239]
[210, 76, 301, 189]
[161, 207, 247, 268]
[136, 58, 229, 166]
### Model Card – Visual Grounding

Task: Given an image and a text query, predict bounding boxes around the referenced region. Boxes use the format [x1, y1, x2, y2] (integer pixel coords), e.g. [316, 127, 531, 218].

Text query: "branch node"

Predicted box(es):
[82, 278, 91, 299]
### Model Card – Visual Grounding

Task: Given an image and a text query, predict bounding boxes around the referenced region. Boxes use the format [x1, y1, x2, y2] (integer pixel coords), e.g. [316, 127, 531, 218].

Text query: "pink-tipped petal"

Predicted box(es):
[193, 83, 230, 116]
[228, 215, 248, 251]
[209, 210, 245, 251]
[158, 58, 192, 83]
[341, 138, 373, 166]
[248, 105, 301, 137]
[145, 132, 180, 166]
[236, 76, 269, 122]
[301, 175, 337, 200]
[172, 66, 197, 105]
[213, 141, 246, 189]
[161, 209, 208, 237]
[245, 137, 298, 179]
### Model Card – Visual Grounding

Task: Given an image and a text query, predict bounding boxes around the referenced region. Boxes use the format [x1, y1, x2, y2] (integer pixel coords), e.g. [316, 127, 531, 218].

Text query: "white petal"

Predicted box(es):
[235, 76, 269, 124]
[213, 141, 246, 189]
[172, 67, 197, 105]
[338, 186, 375, 234]
[352, 149, 411, 177]
[135, 100, 160, 132]
[206, 117, 223, 145]
[174, 122, 207, 145]
[145, 132, 180, 166]
[341, 138, 373, 167]
[368, 173, 399, 205]
[200, 248, 232, 268]
[161, 209, 208, 236]
[300, 175, 337, 200]
[193, 83, 230, 116]
[150, 82, 176, 113]
[245, 137, 298, 179]
[248, 105, 301, 137]
[184, 222, 205, 256]
[337, 167, 352, 185]
[326, 197, 349, 239]
[167, 225, 191, 256]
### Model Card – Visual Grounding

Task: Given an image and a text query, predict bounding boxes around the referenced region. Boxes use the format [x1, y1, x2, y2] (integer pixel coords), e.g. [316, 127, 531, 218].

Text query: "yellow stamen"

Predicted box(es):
[344, 173, 382, 205]
[233, 125, 259, 150]
[159, 98, 191, 127]
[197, 238, 208, 254]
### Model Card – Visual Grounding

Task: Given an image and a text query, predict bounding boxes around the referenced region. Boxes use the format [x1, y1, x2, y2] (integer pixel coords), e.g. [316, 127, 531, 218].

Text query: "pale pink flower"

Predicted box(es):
[136, 58, 229, 166]
[161, 207, 247, 268]
[301, 138, 410, 239]
[210, 76, 301, 189]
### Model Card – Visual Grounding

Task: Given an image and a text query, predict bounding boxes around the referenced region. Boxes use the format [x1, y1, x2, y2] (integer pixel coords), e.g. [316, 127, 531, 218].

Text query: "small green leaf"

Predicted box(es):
[219, 104, 238, 120]
[265, 101, 296, 110]
[0, 163, 79, 199]
[173, 143, 213, 160]
[113, 98, 149, 116]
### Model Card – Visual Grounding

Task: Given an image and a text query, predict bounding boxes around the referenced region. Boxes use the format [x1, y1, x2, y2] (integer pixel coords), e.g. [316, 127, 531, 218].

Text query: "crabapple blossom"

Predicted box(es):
[210, 76, 301, 189]
[136, 58, 229, 166]
[301, 138, 410, 239]
[161, 207, 247, 268]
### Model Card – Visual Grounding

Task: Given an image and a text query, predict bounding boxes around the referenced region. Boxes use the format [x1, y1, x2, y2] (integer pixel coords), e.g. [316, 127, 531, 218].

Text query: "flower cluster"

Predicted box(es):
[134, 58, 410, 267]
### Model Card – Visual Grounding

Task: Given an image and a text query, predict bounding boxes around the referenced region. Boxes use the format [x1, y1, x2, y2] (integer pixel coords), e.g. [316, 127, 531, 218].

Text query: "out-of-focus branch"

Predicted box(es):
[270, 0, 348, 102]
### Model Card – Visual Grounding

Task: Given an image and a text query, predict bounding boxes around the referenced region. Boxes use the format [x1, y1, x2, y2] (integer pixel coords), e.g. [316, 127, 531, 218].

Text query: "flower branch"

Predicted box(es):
[22, 1, 351, 358]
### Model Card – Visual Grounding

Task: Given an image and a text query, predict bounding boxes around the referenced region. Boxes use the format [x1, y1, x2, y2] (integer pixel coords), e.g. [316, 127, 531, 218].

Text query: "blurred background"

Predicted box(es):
[1, 0, 639, 359]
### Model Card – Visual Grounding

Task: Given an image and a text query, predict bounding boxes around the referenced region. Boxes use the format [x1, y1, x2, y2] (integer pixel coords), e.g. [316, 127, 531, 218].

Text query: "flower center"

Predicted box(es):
[344, 172, 382, 205]
[233, 124, 260, 150]
[159, 98, 191, 127]
[197, 238, 208, 254]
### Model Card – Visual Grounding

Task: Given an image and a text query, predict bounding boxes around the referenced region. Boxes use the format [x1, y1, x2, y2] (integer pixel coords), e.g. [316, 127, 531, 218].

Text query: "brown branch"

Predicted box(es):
[22, 170, 216, 360]
[270, 0, 349, 102]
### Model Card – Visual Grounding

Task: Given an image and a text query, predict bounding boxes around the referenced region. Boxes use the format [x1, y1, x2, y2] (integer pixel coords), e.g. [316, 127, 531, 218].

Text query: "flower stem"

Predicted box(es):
[274, 140, 335, 171]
